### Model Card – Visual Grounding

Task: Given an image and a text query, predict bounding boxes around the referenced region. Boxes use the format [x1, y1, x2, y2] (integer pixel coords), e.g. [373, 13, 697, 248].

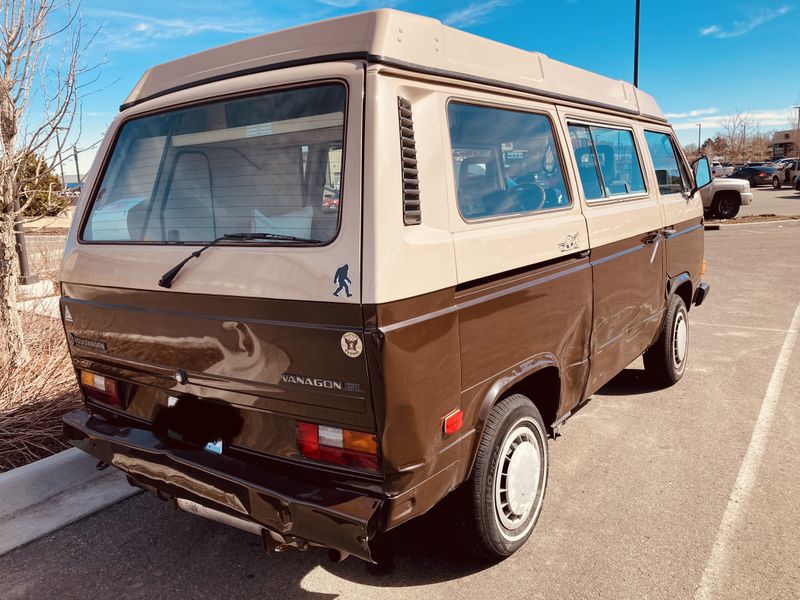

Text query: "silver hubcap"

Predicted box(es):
[494, 421, 543, 539]
[673, 310, 688, 367]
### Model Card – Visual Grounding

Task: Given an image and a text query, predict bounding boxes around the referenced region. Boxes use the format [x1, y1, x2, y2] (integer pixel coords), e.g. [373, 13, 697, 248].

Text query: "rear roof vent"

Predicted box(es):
[398, 97, 421, 225]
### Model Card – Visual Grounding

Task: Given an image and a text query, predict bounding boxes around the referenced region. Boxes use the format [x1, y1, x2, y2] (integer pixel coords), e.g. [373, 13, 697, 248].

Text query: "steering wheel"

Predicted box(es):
[507, 182, 546, 212]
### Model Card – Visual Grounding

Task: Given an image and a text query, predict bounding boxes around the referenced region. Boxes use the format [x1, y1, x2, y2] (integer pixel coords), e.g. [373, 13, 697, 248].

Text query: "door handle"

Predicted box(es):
[644, 231, 660, 244]
[663, 227, 677, 238]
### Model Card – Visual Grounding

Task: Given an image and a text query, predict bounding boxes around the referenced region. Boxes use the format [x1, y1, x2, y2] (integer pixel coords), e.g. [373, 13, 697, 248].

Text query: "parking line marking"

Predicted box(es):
[692, 321, 789, 334]
[694, 302, 800, 600]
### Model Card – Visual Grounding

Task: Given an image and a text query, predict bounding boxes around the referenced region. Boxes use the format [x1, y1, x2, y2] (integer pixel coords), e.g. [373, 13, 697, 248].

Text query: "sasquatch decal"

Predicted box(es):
[333, 264, 353, 298]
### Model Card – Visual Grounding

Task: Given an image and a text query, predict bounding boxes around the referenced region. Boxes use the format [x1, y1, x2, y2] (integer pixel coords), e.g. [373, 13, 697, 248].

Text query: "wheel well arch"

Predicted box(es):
[467, 360, 561, 478]
[502, 367, 561, 434]
[714, 189, 741, 203]
[673, 279, 693, 311]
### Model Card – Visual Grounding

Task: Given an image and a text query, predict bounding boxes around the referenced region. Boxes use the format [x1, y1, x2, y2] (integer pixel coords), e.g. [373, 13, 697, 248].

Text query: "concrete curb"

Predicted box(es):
[0, 448, 141, 555]
[711, 218, 800, 227]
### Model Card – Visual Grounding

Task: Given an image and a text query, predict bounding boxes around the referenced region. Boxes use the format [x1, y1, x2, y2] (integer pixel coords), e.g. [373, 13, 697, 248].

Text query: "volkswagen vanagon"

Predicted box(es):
[61, 9, 712, 563]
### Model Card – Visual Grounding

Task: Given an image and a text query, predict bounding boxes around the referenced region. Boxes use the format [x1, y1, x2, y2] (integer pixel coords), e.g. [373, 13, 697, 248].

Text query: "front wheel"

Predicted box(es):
[711, 192, 740, 219]
[644, 294, 689, 386]
[451, 394, 548, 560]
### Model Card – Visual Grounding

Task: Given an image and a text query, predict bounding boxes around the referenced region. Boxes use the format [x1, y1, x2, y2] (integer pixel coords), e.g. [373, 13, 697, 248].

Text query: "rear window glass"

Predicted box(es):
[447, 103, 570, 220]
[568, 124, 646, 200]
[83, 83, 347, 243]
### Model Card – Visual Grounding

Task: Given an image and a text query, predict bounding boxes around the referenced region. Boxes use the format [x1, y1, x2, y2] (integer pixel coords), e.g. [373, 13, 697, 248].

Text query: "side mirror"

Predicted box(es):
[690, 156, 712, 197]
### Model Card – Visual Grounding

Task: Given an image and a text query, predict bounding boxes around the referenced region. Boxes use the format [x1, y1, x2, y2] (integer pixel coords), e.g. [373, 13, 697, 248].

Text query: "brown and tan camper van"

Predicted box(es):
[61, 10, 712, 563]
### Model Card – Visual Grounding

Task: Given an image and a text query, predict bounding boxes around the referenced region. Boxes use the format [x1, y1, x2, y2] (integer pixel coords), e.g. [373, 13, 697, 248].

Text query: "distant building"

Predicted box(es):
[771, 130, 798, 158]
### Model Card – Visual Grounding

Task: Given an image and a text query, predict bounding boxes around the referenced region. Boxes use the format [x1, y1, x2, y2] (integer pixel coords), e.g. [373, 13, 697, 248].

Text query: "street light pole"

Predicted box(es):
[633, 0, 641, 87]
[697, 123, 702, 150]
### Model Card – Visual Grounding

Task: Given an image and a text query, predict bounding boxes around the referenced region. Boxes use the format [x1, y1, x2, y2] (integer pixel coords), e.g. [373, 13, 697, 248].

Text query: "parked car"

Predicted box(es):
[729, 165, 777, 187]
[700, 177, 753, 219]
[711, 161, 734, 177]
[794, 175, 800, 192]
[771, 157, 797, 169]
[771, 159, 800, 188]
[61, 9, 711, 564]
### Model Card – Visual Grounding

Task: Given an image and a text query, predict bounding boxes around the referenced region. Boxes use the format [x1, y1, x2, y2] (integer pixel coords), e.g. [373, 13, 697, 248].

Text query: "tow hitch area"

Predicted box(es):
[64, 410, 382, 562]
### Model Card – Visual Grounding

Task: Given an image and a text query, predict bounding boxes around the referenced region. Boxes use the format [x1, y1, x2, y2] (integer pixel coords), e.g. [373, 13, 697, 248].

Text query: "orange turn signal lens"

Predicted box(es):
[343, 430, 378, 454]
[701, 259, 707, 276]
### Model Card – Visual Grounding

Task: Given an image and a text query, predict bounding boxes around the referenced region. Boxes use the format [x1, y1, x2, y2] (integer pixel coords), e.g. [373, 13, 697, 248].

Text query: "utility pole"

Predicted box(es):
[54, 128, 67, 186]
[72, 147, 81, 182]
[13, 196, 38, 285]
[633, 0, 641, 87]
[697, 123, 702, 150]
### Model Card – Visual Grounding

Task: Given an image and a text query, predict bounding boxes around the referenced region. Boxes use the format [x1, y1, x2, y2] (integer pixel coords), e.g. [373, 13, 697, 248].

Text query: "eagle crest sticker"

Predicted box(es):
[340, 332, 363, 358]
[558, 232, 580, 252]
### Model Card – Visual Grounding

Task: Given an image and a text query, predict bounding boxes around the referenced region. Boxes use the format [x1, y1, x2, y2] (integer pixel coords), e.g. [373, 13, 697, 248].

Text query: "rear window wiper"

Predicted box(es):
[157, 232, 320, 289]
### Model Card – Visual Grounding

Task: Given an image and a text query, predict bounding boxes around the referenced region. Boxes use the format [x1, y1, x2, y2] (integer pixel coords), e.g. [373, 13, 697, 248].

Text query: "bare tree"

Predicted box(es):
[719, 110, 755, 164]
[1, 1, 92, 366]
[789, 98, 800, 156]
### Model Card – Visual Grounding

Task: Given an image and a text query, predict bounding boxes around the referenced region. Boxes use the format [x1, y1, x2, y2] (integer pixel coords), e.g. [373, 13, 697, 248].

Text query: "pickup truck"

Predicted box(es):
[712, 161, 734, 178]
[771, 159, 800, 189]
[701, 177, 753, 219]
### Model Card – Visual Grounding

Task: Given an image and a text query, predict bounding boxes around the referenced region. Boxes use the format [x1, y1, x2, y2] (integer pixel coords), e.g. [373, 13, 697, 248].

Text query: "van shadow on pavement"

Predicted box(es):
[596, 367, 669, 396]
[0, 490, 494, 599]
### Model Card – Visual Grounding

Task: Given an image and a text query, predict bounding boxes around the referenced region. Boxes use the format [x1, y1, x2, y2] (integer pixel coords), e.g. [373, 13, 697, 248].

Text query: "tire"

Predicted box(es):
[644, 294, 689, 387]
[711, 192, 740, 219]
[772, 177, 782, 189]
[451, 394, 548, 560]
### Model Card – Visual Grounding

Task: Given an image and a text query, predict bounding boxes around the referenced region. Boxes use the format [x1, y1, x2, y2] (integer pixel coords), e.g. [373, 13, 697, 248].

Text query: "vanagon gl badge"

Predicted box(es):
[340, 332, 363, 358]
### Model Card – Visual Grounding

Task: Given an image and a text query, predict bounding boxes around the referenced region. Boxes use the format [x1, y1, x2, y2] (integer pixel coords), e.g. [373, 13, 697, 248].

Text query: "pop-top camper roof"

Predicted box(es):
[122, 9, 665, 121]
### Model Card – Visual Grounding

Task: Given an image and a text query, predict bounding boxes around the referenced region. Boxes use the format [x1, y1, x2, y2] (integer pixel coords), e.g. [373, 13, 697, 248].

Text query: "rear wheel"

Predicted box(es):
[773, 177, 782, 189]
[451, 394, 548, 560]
[711, 192, 740, 219]
[644, 294, 689, 386]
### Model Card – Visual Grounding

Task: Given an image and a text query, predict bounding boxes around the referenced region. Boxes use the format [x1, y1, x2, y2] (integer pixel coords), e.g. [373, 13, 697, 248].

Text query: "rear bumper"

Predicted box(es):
[63, 410, 382, 562]
[693, 281, 710, 307]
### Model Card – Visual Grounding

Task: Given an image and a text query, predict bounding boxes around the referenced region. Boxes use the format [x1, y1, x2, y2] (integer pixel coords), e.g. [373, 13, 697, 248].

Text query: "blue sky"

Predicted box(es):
[65, 0, 800, 175]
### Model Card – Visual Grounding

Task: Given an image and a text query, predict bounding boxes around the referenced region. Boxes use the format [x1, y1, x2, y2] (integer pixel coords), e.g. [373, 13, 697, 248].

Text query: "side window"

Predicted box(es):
[644, 131, 689, 195]
[448, 102, 570, 220]
[568, 124, 646, 200]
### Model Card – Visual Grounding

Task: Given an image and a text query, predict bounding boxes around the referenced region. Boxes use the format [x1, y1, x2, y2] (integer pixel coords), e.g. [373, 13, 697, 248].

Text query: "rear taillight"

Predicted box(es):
[79, 370, 119, 406]
[296, 422, 379, 471]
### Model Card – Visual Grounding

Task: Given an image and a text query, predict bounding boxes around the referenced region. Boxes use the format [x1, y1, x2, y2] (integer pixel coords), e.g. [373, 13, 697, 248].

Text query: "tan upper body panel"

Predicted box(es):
[123, 9, 664, 123]
[62, 61, 365, 304]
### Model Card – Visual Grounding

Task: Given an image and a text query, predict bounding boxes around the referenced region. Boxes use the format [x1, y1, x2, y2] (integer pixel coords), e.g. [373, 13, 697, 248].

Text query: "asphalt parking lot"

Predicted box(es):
[2, 220, 799, 600]
[737, 185, 800, 217]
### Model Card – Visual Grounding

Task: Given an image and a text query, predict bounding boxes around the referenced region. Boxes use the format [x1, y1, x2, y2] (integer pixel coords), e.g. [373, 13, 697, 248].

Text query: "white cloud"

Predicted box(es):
[89, 8, 274, 49]
[699, 5, 793, 38]
[670, 108, 793, 131]
[664, 107, 719, 119]
[443, 0, 509, 28]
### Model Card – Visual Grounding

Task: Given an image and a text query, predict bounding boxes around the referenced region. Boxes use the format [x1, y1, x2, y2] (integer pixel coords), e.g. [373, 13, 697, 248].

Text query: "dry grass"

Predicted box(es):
[0, 242, 81, 473]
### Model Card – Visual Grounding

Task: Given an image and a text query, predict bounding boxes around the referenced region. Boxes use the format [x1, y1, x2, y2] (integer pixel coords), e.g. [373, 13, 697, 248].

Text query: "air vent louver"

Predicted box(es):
[398, 97, 421, 225]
